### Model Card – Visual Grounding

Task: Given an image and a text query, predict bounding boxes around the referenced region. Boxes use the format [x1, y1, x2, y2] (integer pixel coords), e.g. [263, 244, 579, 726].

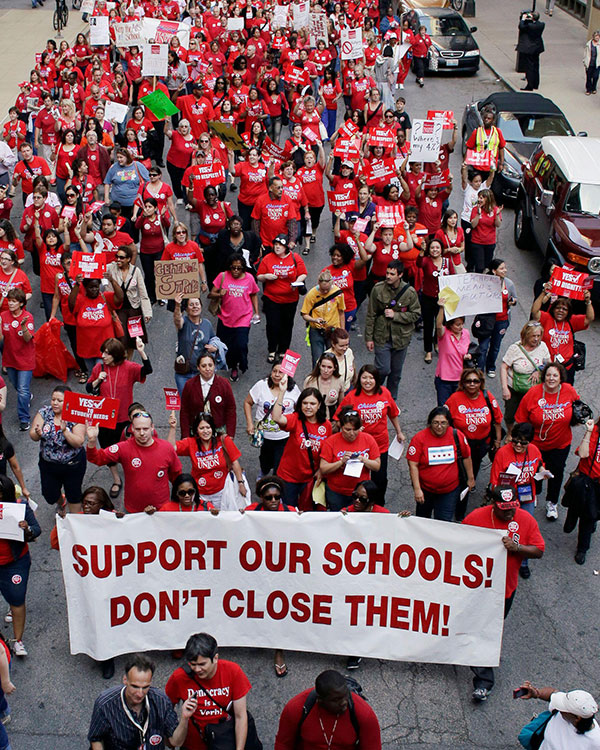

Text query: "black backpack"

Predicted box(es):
[471, 312, 496, 340]
[295, 677, 366, 747]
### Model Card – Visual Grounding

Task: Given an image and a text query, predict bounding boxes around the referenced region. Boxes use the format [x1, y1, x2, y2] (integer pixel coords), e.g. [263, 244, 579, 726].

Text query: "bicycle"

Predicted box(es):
[53, 0, 69, 32]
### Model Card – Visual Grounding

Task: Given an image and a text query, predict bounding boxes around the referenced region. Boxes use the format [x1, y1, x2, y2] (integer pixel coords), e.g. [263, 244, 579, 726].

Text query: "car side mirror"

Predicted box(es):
[470, 26, 477, 32]
[540, 189, 553, 208]
[577, 131, 588, 137]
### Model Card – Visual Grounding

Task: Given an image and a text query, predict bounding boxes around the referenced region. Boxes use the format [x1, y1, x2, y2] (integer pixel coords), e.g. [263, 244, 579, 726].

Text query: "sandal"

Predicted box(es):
[274, 663, 288, 678]
[424, 352, 432, 364]
[78, 371, 88, 384]
[109, 481, 122, 499]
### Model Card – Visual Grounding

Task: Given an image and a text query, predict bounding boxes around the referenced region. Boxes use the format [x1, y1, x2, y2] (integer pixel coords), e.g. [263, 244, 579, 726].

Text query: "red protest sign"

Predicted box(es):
[280, 350, 301, 377]
[337, 120, 359, 140]
[61, 205, 77, 223]
[423, 169, 451, 190]
[262, 137, 287, 161]
[164, 387, 181, 411]
[71, 251, 106, 279]
[465, 148, 493, 170]
[284, 65, 310, 88]
[367, 127, 396, 150]
[88, 201, 105, 214]
[427, 110, 454, 128]
[333, 139, 360, 160]
[127, 316, 144, 338]
[327, 189, 358, 214]
[363, 158, 397, 186]
[376, 203, 405, 227]
[191, 163, 226, 191]
[62, 392, 119, 429]
[550, 266, 589, 300]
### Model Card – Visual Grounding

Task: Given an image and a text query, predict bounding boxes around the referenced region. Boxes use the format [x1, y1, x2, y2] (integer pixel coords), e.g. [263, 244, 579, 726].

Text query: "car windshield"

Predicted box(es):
[420, 15, 471, 36]
[498, 113, 572, 141]
[564, 183, 600, 215]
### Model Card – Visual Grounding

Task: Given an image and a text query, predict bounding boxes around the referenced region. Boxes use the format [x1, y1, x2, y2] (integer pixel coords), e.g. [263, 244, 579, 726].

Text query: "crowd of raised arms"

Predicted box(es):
[0, 0, 597, 747]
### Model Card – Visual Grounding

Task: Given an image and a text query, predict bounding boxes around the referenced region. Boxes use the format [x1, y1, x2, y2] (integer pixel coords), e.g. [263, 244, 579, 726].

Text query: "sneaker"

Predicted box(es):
[12, 640, 27, 657]
[575, 551, 587, 565]
[4, 608, 11, 623]
[0, 713, 10, 725]
[230, 368, 239, 382]
[176, 198, 183, 205]
[472, 687, 489, 702]
[399, 83, 404, 89]
[346, 656, 362, 670]
[545, 501, 558, 521]
[519, 563, 531, 579]
[487, 370, 496, 379]
[19, 422, 30, 431]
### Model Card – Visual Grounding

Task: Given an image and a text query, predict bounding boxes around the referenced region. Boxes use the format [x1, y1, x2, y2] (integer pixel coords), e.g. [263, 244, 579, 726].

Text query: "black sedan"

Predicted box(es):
[461, 91, 577, 202]
[402, 7, 480, 73]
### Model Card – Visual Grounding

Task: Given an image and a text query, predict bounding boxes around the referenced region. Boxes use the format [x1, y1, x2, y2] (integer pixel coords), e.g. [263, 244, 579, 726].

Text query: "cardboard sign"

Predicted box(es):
[113, 20, 143, 47]
[367, 128, 396, 150]
[89, 16, 110, 46]
[340, 28, 363, 60]
[438, 273, 503, 320]
[127, 316, 144, 338]
[411, 119, 443, 163]
[327, 189, 358, 213]
[80, 0, 95, 15]
[71, 251, 106, 279]
[104, 101, 129, 123]
[154, 258, 200, 299]
[164, 387, 180, 411]
[208, 120, 246, 151]
[227, 17, 245, 30]
[280, 350, 301, 377]
[142, 43, 168, 77]
[140, 89, 179, 119]
[0, 503, 26, 542]
[550, 266, 589, 300]
[62, 392, 119, 429]
[363, 158, 397, 186]
[465, 148, 493, 171]
[309, 12, 328, 45]
[376, 203, 405, 227]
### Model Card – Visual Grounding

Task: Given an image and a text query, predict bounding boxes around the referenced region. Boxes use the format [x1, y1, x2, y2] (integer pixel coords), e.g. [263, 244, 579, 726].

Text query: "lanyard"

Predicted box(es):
[120, 687, 150, 749]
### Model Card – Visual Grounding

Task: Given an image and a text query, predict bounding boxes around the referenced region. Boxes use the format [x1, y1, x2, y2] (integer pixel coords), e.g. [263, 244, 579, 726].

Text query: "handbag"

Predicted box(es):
[471, 312, 496, 340]
[518, 710, 553, 750]
[208, 272, 225, 317]
[568, 321, 586, 371]
[100, 292, 124, 338]
[512, 345, 540, 393]
[219, 439, 251, 510]
[571, 399, 593, 426]
[452, 429, 468, 490]
[174, 326, 202, 375]
[249, 402, 275, 449]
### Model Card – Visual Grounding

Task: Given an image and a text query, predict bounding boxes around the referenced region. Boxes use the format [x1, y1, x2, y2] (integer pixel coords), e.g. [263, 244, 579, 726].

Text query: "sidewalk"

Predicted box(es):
[0, 6, 86, 120]
[473, 0, 598, 135]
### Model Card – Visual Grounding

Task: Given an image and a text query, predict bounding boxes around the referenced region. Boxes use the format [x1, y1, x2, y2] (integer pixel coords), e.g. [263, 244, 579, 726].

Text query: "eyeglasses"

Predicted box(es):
[344, 410, 359, 416]
[199, 138, 209, 143]
[116, 254, 128, 259]
[177, 488, 196, 496]
[384, 114, 394, 118]
[431, 420, 449, 427]
[230, 265, 244, 270]
[464, 379, 481, 384]
[511, 438, 529, 445]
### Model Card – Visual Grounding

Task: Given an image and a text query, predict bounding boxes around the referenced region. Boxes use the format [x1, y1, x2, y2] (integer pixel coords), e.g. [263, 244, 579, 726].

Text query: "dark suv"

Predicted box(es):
[514, 136, 600, 298]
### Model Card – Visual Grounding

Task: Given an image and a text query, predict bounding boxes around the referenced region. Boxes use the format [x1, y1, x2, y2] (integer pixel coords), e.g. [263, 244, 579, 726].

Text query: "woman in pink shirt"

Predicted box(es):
[208, 253, 259, 382]
[434, 300, 472, 406]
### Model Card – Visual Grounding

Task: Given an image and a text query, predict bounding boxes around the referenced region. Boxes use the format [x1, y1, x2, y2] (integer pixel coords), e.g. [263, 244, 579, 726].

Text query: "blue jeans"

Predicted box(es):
[415, 486, 460, 522]
[5, 368, 32, 423]
[82, 357, 101, 375]
[435, 376, 459, 407]
[374, 343, 407, 400]
[175, 369, 197, 395]
[308, 327, 328, 367]
[321, 109, 337, 139]
[477, 318, 509, 373]
[325, 485, 350, 512]
[281, 479, 307, 508]
[217, 320, 250, 371]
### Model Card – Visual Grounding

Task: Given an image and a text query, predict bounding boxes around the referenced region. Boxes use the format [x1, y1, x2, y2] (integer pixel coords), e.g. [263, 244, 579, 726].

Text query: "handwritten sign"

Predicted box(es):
[142, 43, 168, 77]
[411, 120, 443, 163]
[438, 273, 503, 320]
[164, 387, 180, 411]
[155, 258, 200, 299]
[280, 350, 301, 377]
[62, 392, 119, 429]
[340, 28, 363, 60]
[227, 17, 245, 30]
[71, 251, 106, 279]
[272, 4, 288, 28]
[113, 20, 144, 47]
[550, 266, 590, 300]
[309, 12, 328, 45]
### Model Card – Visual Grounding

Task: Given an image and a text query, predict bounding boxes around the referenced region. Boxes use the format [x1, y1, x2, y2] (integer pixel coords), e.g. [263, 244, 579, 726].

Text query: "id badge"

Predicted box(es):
[517, 483, 533, 504]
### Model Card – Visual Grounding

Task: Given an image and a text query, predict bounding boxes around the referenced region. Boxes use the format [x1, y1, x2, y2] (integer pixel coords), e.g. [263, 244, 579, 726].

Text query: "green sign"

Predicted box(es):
[140, 89, 179, 120]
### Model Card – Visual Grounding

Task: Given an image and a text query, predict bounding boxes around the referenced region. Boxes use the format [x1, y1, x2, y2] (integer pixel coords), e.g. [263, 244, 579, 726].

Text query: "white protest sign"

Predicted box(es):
[142, 18, 190, 48]
[438, 273, 503, 320]
[58, 513, 507, 665]
[89, 16, 110, 46]
[340, 28, 364, 60]
[113, 20, 144, 47]
[142, 43, 168, 77]
[0, 503, 25, 542]
[80, 0, 95, 15]
[309, 12, 328, 45]
[398, 42, 411, 59]
[293, 1, 310, 30]
[410, 119, 443, 162]
[272, 4, 289, 28]
[104, 101, 129, 122]
[227, 16, 245, 30]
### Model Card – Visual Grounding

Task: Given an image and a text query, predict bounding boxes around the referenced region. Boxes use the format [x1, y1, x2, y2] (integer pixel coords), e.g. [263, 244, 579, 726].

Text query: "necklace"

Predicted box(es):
[319, 714, 339, 749]
[105, 365, 120, 400]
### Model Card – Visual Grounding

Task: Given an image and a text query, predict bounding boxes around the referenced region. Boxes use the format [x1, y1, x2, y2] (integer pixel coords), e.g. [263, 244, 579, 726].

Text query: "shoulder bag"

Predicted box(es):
[208, 272, 225, 317]
[174, 325, 202, 375]
[100, 292, 124, 338]
[518, 710, 554, 750]
[568, 321, 586, 371]
[511, 345, 540, 393]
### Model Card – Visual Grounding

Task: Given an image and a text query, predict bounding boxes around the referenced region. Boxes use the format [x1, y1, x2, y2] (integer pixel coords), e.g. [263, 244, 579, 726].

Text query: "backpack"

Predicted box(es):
[295, 677, 366, 747]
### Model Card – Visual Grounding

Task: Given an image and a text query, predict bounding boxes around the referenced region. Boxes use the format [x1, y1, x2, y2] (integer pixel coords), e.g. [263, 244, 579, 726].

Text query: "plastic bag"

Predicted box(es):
[220, 471, 252, 511]
[33, 319, 78, 382]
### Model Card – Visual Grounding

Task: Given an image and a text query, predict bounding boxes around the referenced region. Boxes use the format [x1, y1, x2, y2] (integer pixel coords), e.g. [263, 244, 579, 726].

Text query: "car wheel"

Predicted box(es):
[514, 202, 533, 249]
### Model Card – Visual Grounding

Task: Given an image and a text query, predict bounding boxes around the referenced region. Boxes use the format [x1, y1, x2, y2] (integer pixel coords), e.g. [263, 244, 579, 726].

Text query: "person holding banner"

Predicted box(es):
[434, 303, 472, 407]
[159, 474, 217, 513]
[476, 259, 517, 378]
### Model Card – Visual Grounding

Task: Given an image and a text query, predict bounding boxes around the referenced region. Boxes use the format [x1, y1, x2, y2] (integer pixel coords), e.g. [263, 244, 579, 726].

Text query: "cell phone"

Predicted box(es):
[513, 688, 527, 699]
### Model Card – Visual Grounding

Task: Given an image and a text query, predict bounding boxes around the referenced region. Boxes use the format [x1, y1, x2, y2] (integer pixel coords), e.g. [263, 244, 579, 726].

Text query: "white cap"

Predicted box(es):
[549, 690, 598, 719]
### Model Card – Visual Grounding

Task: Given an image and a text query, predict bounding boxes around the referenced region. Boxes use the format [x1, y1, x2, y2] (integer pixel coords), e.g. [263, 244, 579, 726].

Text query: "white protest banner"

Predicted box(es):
[142, 43, 168, 77]
[58, 513, 507, 665]
[227, 17, 245, 30]
[309, 12, 328, 45]
[411, 119, 443, 163]
[0, 503, 26, 542]
[113, 20, 144, 47]
[272, 4, 289, 28]
[340, 28, 363, 60]
[104, 101, 129, 123]
[398, 42, 411, 59]
[438, 273, 503, 320]
[80, 0, 95, 15]
[142, 18, 190, 48]
[293, 1, 310, 30]
[89, 16, 110, 46]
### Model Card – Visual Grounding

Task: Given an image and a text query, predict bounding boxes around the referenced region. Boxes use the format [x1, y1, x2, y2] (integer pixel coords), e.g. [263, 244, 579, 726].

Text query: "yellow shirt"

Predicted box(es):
[301, 284, 346, 329]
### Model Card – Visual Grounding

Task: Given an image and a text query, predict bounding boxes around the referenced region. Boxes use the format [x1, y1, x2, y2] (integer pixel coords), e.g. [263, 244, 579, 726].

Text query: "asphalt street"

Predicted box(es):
[4, 62, 600, 750]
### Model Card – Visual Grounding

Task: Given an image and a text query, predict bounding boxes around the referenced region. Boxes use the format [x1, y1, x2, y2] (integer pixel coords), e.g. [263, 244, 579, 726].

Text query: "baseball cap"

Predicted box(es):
[273, 234, 288, 247]
[493, 487, 519, 510]
[550, 690, 598, 718]
[192, 81, 203, 89]
[341, 160, 353, 168]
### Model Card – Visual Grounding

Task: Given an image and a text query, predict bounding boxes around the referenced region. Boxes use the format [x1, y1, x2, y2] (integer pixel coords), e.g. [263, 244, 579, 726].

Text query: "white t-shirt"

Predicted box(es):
[461, 183, 483, 223]
[502, 341, 551, 388]
[541, 712, 600, 749]
[248, 379, 301, 441]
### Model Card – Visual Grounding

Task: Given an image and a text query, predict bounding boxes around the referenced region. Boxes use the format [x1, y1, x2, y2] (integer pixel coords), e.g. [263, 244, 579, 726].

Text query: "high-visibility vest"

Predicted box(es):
[475, 126, 500, 156]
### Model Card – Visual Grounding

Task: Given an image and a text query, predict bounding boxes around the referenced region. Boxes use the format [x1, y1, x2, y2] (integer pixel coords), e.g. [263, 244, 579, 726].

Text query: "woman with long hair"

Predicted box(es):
[469, 188, 502, 273]
[303, 353, 344, 419]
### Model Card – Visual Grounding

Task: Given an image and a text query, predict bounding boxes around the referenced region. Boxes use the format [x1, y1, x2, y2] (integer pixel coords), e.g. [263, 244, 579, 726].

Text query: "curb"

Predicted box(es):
[479, 54, 516, 92]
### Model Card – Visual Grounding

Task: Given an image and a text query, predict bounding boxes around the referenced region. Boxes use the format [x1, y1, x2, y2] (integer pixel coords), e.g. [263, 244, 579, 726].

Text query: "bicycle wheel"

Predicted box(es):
[61, 2, 69, 25]
[53, 8, 62, 30]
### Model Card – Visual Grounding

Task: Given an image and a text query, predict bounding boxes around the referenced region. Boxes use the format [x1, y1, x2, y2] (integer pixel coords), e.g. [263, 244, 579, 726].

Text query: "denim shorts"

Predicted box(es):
[0, 553, 31, 607]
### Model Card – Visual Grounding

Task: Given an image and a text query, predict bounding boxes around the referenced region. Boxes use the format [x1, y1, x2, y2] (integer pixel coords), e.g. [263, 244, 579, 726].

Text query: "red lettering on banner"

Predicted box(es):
[239, 541, 312, 573]
[368, 543, 390, 575]
[463, 554, 484, 588]
[344, 595, 450, 635]
[221, 589, 332, 624]
[389, 597, 410, 630]
[392, 544, 417, 577]
[110, 589, 212, 626]
[442, 550, 461, 586]
[418, 547, 442, 581]
[72, 544, 89, 576]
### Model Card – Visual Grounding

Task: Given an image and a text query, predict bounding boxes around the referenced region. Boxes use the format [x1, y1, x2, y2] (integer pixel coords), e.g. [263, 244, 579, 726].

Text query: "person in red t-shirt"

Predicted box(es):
[86, 412, 182, 514]
[251, 177, 298, 250]
[342, 480, 392, 514]
[159, 473, 216, 513]
[411, 26, 432, 87]
[275, 669, 382, 750]
[320, 408, 380, 511]
[0, 289, 35, 429]
[296, 145, 326, 250]
[12, 144, 51, 200]
[165, 632, 253, 750]
[463, 485, 544, 702]
[515, 362, 580, 521]
[177, 83, 215, 139]
[229, 149, 269, 230]
[469, 189, 502, 273]
[407, 406, 475, 522]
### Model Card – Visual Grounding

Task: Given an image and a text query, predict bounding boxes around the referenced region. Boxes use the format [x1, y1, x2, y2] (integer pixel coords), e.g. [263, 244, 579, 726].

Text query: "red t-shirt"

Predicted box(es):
[196, 201, 233, 243]
[234, 161, 268, 205]
[162, 240, 205, 263]
[344, 504, 390, 513]
[167, 131, 197, 169]
[434, 227, 465, 267]
[576, 425, 600, 481]
[336, 388, 399, 452]
[514, 383, 579, 451]
[338, 229, 368, 282]
[406, 427, 471, 494]
[277, 413, 332, 483]
[257, 252, 307, 304]
[0, 269, 32, 311]
[490, 443, 544, 502]
[14, 156, 51, 194]
[174, 435, 240, 494]
[88, 361, 145, 422]
[87, 437, 181, 513]
[470, 206, 499, 245]
[135, 214, 165, 255]
[0, 310, 35, 370]
[93, 230, 134, 264]
[370, 240, 404, 278]
[321, 431, 380, 495]
[251, 194, 298, 247]
[445, 390, 503, 442]
[539, 310, 588, 368]
[417, 194, 444, 235]
[296, 164, 325, 208]
[39, 246, 64, 295]
[165, 661, 251, 750]
[463, 506, 545, 597]
[323, 263, 357, 311]
[73, 291, 117, 359]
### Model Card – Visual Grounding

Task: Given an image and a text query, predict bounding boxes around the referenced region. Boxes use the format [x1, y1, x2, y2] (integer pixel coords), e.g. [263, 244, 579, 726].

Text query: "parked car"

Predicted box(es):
[514, 136, 600, 299]
[462, 92, 576, 203]
[401, 7, 479, 73]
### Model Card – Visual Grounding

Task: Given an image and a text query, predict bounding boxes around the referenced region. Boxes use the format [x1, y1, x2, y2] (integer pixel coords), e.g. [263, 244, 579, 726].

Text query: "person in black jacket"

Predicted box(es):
[517, 12, 545, 90]
[205, 215, 262, 286]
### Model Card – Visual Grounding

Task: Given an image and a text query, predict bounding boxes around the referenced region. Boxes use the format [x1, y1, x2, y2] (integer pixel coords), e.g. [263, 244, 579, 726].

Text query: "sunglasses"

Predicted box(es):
[131, 411, 151, 419]
[175, 230, 187, 235]
[177, 488, 196, 496]
[511, 438, 529, 445]
[351, 492, 368, 502]
[464, 379, 481, 384]
[263, 493, 281, 500]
